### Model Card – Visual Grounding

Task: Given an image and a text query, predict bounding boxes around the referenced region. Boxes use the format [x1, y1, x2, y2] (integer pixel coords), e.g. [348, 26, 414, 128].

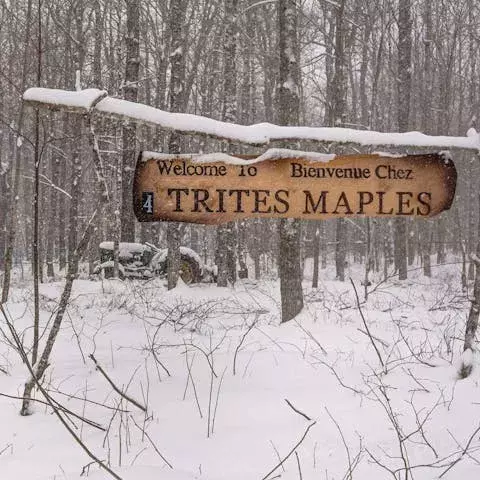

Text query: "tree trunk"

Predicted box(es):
[88, 0, 104, 274]
[32, 0, 42, 365]
[120, 0, 140, 242]
[217, 0, 239, 287]
[166, 0, 188, 290]
[2, 0, 33, 303]
[420, 0, 433, 278]
[277, 0, 304, 323]
[395, 0, 412, 281]
[312, 223, 320, 288]
[68, 115, 83, 269]
[67, 7, 86, 270]
[332, 0, 348, 282]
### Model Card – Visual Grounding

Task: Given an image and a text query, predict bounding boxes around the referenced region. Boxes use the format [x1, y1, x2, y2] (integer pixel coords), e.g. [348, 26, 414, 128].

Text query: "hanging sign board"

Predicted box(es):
[133, 151, 456, 225]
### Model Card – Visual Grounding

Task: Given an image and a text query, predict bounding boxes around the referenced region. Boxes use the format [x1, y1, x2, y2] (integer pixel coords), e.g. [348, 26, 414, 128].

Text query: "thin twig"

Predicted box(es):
[89, 354, 146, 412]
[130, 415, 173, 469]
[233, 319, 257, 375]
[261, 422, 316, 480]
[295, 451, 303, 480]
[325, 407, 353, 480]
[285, 398, 312, 421]
[439, 424, 480, 478]
[294, 320, 327, 355]
[350, 278, 385, 370]
[0, 392, 105, 431]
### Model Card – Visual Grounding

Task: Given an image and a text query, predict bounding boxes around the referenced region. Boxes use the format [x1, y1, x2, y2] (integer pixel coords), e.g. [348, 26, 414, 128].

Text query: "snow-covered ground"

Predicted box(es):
[1, 262, 479, 480]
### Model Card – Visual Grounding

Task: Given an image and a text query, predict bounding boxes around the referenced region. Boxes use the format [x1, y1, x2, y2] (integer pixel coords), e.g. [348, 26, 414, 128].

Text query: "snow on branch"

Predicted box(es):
[23, 87, 480, 151]
[141, 148, 336, 165]
[24, 87, 108, 111]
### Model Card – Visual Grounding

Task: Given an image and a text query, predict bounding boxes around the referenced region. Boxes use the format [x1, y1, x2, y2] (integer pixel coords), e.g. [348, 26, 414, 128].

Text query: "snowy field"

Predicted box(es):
[1, 261, 479, 480]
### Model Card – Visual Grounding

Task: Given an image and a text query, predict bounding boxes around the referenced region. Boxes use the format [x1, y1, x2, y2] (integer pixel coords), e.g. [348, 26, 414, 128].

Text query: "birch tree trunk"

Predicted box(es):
[278, 0, 304, 323]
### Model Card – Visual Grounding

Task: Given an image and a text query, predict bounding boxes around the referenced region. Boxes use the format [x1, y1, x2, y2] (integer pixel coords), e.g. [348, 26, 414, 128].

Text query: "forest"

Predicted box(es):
[1, 1, 480, 479]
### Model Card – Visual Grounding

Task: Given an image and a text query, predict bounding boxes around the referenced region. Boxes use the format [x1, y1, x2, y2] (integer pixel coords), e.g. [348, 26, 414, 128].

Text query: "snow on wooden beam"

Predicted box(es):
[23, 88, 108, 113]
[23, 87, 480, 151]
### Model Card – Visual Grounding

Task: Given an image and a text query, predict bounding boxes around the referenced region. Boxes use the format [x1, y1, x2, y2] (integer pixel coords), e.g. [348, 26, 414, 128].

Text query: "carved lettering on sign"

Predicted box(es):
[133, 152, 456, 225]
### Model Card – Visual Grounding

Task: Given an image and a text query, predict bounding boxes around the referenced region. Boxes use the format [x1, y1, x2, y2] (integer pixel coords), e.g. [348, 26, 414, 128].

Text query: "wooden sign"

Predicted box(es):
[133, 152, 456, 225]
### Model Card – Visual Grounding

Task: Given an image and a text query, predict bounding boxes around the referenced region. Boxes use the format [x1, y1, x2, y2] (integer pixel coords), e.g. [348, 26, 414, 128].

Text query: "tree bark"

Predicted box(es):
[2, 0, 34, 303]
[332, 0, 348, 282]
[217, 0, 239, 287]
[120, 0, 140, 242]
[277, 0, 304, 323]
[166, 0, 188, 290]
[312, 223, 320, 288]
[32, 0, 42, 365]
[395, 0, 412, 281]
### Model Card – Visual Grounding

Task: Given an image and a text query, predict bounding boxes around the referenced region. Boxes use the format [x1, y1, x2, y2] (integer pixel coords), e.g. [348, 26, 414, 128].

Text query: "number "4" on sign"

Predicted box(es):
[142, 192, 154, 214]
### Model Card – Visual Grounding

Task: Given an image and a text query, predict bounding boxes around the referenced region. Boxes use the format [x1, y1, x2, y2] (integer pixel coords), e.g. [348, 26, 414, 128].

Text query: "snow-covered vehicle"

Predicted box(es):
[94, 242, 214, 284]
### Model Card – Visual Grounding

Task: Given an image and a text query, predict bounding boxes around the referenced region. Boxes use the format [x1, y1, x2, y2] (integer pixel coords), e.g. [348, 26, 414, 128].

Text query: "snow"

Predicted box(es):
[99, 241, 150, 258]
[282, 77, 299, 96]
[256, 148, 335, 163]
[371, 151, 406, 158]
[23, 88, 108, 111]
[75, 70, 82, 92]
[142, 148, 336, 165]
[461, 348, 473, 367]
[1, 262, 479, 480]
[170, 46, 184, 58]
[23, 88, 480, 150]
[151, 246, 204, 270]
[94, 260, 126, 275]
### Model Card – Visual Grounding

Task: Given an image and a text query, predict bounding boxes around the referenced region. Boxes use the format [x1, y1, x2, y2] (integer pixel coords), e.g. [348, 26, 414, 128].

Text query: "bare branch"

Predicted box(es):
[89, 354, 147, 413]
[261, 422, 316, 480]
[285, 398, 312, 421]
